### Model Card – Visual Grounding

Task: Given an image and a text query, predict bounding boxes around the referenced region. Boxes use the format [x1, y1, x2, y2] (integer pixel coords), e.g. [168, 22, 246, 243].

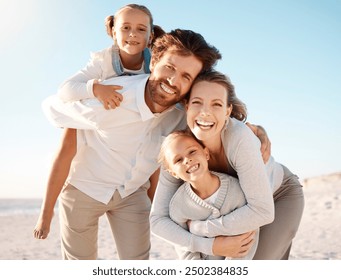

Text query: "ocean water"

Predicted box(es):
[0, 199, 57, 216]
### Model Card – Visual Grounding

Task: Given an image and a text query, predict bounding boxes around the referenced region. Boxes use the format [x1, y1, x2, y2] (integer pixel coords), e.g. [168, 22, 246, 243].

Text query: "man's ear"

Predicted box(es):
[185, 99, 189, 111]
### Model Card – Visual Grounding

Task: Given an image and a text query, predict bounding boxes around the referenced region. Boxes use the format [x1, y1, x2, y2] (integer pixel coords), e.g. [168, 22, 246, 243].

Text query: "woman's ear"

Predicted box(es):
[226, 104, 233, 119]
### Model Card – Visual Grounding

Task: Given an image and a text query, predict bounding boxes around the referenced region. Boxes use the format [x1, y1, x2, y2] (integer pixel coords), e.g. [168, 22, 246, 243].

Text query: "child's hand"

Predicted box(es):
[93, 83, 123, 110]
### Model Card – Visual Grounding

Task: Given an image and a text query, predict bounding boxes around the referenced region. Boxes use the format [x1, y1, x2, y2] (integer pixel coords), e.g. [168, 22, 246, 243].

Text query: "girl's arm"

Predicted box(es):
[34, 128, 76, 239]
[42, 95, 104, 130]
[57, 50, 107, 102]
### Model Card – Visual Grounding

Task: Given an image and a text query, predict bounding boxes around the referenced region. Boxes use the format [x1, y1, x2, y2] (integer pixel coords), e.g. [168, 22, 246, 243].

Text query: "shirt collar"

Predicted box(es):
[136, 75, 180, 121]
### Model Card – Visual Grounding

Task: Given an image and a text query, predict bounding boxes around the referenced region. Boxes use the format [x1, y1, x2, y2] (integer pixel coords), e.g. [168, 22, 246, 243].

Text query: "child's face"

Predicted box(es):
[113, 8, 152, 55]
[165, 136, 210, 182]
[186, 81, 232, 143]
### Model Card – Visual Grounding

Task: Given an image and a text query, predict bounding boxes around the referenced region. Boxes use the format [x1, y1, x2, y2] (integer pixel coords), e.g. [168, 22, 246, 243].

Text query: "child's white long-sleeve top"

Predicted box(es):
[57, 46, 149, 102]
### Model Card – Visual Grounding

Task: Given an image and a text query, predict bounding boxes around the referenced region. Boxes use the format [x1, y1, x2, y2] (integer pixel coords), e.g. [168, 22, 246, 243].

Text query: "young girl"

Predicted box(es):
[150, 70, 304, 259]
[34, 4, 164, 240]
[158, 130, 258, 260]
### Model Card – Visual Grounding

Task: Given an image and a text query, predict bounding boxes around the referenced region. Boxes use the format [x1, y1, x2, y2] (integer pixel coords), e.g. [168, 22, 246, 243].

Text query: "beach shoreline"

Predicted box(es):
[1, 172, 340, 260]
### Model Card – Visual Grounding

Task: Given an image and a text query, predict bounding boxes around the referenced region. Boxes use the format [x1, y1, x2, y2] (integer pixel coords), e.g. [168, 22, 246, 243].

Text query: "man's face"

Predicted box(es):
[146, 51, 203, 113]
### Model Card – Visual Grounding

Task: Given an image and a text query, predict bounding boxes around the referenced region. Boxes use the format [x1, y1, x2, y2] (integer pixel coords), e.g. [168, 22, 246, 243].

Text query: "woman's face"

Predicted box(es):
[113, 8, 152, 55]
[186, 81, 231, 143]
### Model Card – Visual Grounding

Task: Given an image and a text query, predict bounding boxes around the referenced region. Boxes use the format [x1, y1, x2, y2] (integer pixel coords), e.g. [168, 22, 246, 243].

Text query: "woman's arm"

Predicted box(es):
[150, 168, 256, 257]
[189, 122, 274, 237]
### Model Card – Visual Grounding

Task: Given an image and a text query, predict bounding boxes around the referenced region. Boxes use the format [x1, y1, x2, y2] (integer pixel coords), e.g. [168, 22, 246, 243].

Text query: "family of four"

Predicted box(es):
[34, 4, 304, 260]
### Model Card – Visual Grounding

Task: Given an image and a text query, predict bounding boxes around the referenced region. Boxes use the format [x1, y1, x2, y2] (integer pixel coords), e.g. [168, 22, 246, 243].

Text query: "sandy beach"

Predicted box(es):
[0, 172, 340, 260]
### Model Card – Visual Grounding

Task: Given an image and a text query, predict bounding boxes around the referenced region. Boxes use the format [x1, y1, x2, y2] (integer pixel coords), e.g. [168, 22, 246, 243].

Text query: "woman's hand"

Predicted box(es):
[212, 231, 256, 258]
[93, 83, 123, 110]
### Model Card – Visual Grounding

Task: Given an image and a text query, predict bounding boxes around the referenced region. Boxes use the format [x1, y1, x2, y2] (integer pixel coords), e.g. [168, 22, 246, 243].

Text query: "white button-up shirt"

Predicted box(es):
[43, 74, 187, 204]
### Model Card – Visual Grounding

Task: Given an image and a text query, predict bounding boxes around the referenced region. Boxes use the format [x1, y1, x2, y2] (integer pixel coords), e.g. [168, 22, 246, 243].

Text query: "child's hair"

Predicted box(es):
[151, 29, 222, 73]
[105, 4, 165, 45]
[191, 70, 248, 122]
[158, 129, 205, 169]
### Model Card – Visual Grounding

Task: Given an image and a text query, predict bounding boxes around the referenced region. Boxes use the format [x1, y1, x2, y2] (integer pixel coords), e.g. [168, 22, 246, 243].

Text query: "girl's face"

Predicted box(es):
[165, 136, 210, 182]
[186, 81, 232, 143]
[113, 8, 152, 55]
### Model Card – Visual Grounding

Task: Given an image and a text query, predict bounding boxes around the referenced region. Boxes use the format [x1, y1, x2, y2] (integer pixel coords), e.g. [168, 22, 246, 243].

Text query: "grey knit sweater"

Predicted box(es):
[151, 117, 283, 257]
[169, 171, 259, 260]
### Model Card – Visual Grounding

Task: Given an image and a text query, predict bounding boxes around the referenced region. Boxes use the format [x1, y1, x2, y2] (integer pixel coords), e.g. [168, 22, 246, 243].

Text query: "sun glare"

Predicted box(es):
[0, 0, 37, 46]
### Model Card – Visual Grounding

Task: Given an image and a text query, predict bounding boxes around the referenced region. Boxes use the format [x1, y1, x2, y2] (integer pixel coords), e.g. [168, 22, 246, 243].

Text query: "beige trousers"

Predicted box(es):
[253, 165, 305, 260]
[59, 184, 151, 260]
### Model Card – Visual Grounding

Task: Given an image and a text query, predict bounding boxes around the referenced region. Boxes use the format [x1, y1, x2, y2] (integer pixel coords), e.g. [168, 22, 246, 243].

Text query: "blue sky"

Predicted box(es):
[0, 0, 340, 198]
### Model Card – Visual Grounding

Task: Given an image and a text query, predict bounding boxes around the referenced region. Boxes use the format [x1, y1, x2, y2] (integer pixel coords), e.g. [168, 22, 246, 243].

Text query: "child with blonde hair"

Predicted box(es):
[158, 129, 258, 260]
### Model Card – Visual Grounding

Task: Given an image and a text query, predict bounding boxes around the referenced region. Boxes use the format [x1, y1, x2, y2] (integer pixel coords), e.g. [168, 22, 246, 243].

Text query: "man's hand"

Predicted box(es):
[246, 122, 271, 163]
[212, 231, 256, 258]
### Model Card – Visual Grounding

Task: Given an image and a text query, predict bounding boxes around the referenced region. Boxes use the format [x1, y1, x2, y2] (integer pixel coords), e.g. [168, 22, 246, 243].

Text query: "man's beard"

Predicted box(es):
[147, 79, 183, 108]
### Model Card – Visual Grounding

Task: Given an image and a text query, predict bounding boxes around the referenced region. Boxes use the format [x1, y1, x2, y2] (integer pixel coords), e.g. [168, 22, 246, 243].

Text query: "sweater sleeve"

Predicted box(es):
[190, 121, 274, 237]
[57, 49, 110, 102]
[150, 168, 215, 256]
